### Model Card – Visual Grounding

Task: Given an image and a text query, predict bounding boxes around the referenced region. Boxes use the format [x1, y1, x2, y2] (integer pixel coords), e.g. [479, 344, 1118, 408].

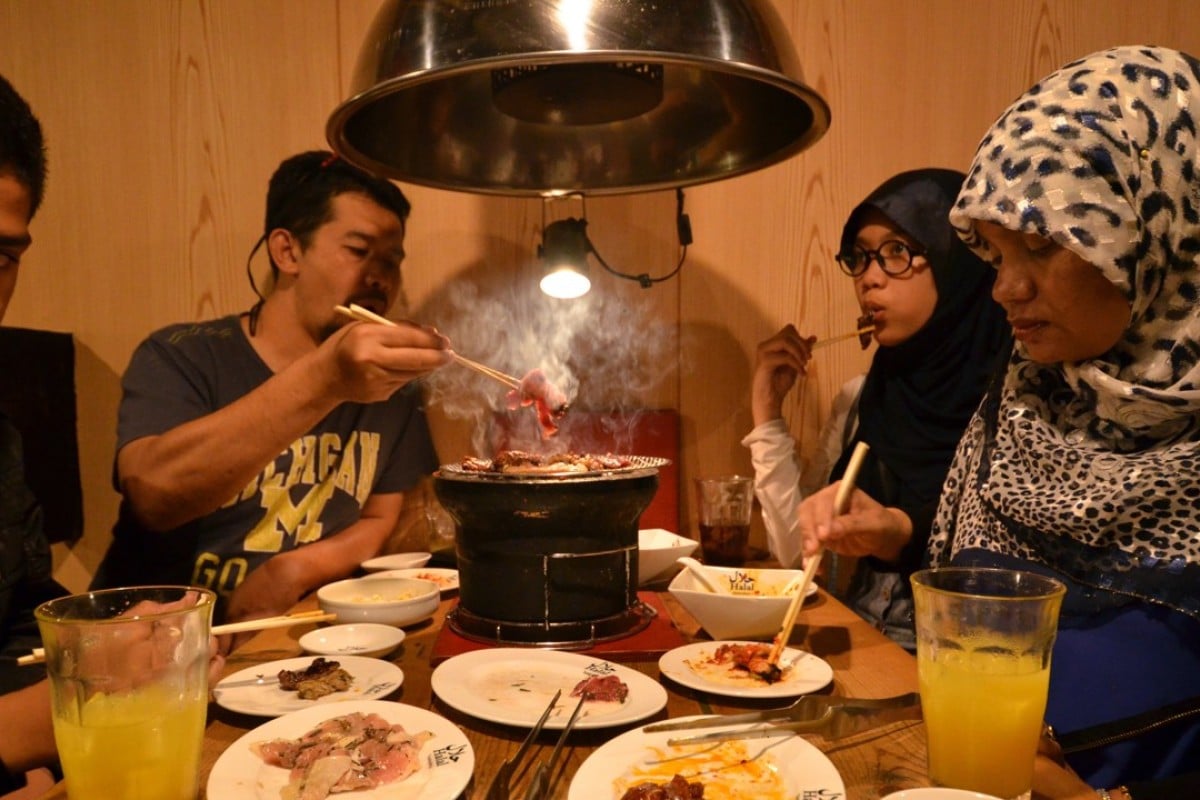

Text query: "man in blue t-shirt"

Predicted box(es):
[93, 151, 451, 640]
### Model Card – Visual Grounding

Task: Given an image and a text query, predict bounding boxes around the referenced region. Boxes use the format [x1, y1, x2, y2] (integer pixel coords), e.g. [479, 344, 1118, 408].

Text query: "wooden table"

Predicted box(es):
[42, 588, 927, 799]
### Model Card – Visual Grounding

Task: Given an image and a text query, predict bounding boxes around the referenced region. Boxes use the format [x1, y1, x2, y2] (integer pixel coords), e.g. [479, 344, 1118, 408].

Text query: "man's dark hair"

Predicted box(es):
[245, 150, 411, 334]
[0, 73, 47, 218]
[264, 150, 410, 263]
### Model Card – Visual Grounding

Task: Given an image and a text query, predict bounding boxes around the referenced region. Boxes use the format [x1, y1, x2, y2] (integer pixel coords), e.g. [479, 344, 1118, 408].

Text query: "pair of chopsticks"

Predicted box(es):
[334, 303, 521, 390]
[766, 441, 871, 667]
[15, 609, 336, 666]
[811, 323, 876, 351]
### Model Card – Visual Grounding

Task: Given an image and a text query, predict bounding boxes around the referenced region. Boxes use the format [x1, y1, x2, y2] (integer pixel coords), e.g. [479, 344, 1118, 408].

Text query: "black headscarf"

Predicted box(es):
[832, 169, 1011, 511]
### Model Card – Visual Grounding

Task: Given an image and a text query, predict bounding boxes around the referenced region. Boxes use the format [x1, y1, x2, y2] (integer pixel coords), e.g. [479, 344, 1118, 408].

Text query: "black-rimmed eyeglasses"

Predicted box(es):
[835, 240, 925, 277]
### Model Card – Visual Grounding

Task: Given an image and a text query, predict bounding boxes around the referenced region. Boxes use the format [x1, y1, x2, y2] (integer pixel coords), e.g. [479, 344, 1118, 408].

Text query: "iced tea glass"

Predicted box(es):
[35, 586, 215, 800]
[694, 476, 754, 566]
[911, 567, 1065, 800]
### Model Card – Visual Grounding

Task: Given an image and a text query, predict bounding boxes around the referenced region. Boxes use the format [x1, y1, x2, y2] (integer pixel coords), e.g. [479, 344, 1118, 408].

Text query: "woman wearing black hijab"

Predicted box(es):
[744, 168, 1011, 648]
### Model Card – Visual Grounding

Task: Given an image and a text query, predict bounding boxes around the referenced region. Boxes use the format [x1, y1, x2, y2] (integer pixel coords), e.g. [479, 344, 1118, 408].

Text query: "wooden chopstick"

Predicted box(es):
[212, 610, 336, 636]
[16, 648, 44, 667]
[811, 324, 876, 351]
[450, 352, 520, 390]
[767, 441, 871, 665]
[333, 304, 521, 390]
[16, 609, 335, 666]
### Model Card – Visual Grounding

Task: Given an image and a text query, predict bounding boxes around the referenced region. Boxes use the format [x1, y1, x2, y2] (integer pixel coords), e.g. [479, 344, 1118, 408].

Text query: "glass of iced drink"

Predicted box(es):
[694, 475, 754, 567]
[35, 586, 215, 800]
[910, 567, 1065, 800]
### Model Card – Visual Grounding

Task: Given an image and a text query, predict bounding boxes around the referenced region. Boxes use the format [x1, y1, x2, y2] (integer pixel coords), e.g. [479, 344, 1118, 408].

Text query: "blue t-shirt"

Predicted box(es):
[92, 315, 438, 609]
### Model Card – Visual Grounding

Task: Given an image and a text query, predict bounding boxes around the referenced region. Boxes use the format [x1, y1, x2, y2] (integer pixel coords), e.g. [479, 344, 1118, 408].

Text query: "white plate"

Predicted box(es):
[361, 552, 432, 571]
[882, 791, 1004, 800]
[431, 648, 668, 730]
[298, 624, 406, 658]
[364, 567, 459, 593]
[213, 656, 403, 717]
[207, 700, 473, 800]
[567, 715, 844, 800]
[658, 641, 834, 698]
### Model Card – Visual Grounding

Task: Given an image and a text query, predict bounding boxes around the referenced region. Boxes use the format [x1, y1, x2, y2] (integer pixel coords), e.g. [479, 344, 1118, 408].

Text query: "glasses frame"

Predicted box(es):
[836, 239, 926, 277]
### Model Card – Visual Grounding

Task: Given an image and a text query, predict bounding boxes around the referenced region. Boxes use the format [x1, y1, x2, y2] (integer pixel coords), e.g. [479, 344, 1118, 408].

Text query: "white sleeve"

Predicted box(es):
[742, 418, 805, 567]
[740, 374, 865, 569]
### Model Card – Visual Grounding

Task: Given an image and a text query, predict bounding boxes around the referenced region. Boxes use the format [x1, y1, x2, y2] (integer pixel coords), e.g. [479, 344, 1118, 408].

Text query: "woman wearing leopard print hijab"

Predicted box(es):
[798, 45, 1200, 794]
[939, 45, 1200, 790]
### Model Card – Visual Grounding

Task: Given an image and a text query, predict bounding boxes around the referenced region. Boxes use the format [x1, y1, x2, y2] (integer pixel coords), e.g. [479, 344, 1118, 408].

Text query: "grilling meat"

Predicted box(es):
[460, 451, 632, 474]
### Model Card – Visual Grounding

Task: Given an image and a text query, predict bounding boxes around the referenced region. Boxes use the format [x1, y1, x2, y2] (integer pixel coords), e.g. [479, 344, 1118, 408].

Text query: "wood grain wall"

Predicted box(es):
[2, 0, 1197, 590]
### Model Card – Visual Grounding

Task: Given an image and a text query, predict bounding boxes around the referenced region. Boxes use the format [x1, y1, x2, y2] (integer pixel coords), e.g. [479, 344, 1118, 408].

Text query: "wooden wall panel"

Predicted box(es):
[1, 0, 1197, 586]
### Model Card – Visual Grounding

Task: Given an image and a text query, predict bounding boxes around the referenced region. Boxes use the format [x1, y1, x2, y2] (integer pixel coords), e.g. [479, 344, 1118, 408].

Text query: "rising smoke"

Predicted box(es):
[418, 269, 678, 455]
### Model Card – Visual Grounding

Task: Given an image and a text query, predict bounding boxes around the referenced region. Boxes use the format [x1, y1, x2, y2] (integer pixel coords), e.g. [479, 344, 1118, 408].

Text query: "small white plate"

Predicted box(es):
[658, 641, 834, 698]
[431, 648, 667, 729]
[361, 551, 432, 571]
[882, 790, 1004, 800]
[213, 655, 403, 717]
[298, 623, 406, 658]
[568, 715, 844, 800]
[208, 700, 473, 800]
[363, 567, 459, 593]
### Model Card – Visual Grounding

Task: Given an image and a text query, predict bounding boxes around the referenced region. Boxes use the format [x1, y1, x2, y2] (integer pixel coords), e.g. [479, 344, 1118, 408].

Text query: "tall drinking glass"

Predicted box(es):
[694, 475, 754, 566]
[35, 586, 215, 800]
[910, 568, 1065, 800]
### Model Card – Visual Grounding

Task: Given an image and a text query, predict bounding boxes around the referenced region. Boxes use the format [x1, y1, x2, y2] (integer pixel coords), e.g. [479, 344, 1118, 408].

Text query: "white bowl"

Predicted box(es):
[298, 623, 406, 659]
[881, 790, 1003, 800]
[363, 567, 460, 594]
[637, 529, 699, 586]
[360, 551, 433, 572]
[667, 564, 816, 641]
[317, 576, 440, 627]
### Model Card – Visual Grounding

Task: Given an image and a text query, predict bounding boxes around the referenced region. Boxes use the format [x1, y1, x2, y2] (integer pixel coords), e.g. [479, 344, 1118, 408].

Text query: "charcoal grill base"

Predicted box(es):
[447, 600, 653, 649]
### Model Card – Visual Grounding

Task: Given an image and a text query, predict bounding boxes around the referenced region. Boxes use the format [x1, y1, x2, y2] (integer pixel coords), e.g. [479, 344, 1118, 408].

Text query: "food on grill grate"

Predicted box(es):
[459, 450, 633, 474]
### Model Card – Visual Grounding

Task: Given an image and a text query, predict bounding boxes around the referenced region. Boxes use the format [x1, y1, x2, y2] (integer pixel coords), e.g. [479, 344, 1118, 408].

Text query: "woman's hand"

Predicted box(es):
[1032, 726, 1096, 800]
[796, 481, 912, 561]
[751, 325, 815, 426]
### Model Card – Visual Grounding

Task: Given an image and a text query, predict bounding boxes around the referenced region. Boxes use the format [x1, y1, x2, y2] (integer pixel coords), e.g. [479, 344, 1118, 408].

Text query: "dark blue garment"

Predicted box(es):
[0, 414, 67, 694]
[952, 548, 1200, 785]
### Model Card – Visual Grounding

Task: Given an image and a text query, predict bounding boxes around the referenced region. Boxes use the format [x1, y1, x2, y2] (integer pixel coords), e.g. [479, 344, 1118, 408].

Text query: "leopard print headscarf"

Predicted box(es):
[933, 45, 1200, 619]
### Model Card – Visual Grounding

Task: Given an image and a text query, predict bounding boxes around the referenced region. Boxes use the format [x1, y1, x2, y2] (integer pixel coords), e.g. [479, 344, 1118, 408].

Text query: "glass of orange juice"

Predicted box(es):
[35, 586, 215, 800]
[910, 567, 1065, 800]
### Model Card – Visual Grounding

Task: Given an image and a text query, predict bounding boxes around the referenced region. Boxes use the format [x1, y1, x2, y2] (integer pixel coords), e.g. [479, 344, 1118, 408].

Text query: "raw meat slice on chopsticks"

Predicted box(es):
[506, 368, 570, 437]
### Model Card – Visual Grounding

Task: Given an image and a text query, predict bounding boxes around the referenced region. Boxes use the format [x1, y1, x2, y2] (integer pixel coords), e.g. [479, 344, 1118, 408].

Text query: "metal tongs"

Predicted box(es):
[482, 690, 561, 800]
[642, 692, 922, 746]
[523, 695, 585, 800]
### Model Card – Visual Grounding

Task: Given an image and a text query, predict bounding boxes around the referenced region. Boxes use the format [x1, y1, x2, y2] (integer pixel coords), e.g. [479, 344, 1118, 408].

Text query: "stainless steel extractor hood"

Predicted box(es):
[327, 0, 830, 196]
